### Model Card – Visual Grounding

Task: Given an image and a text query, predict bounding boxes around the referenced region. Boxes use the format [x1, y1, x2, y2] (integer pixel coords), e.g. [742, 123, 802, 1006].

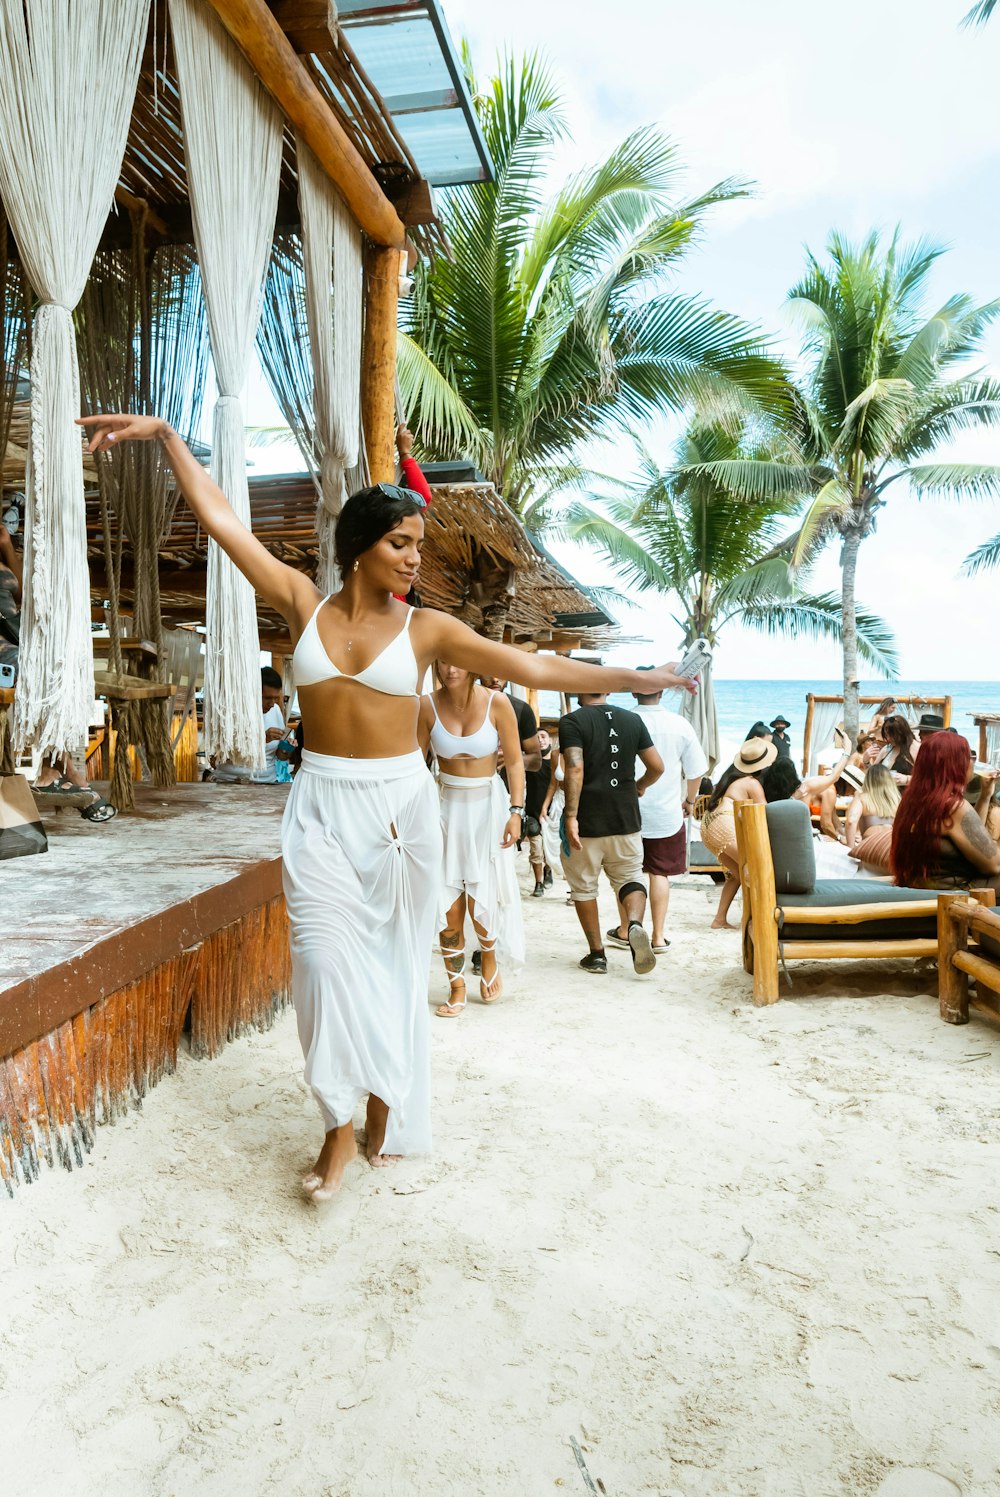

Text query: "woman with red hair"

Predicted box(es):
[891, 732, 1000, 891]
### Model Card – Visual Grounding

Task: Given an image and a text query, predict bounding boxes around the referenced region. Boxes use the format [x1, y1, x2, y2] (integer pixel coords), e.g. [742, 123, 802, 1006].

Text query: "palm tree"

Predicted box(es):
[398, 52, 788, 514]
[677, 230, 1000, 736]
[558, 425, 899, 677]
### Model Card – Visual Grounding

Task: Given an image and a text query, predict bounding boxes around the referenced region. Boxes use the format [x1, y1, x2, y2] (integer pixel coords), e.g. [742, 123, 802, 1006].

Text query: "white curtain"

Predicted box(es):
[807, 700, 844, 775]
[297, 138, 363, 594]
[170, 0, 282, 767]
[0, 0, 149, 754]
[678, 660, 719, 772]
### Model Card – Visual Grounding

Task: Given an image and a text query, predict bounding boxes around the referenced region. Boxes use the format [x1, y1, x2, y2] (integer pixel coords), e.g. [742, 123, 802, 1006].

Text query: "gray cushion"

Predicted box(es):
[766, 800, 816, 894]
[778, 879, 935, 941]
[688, 840, 718, 869]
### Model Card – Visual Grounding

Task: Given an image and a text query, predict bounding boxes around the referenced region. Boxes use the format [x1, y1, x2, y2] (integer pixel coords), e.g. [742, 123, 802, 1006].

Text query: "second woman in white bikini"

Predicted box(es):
[420, 663, 526, 1016]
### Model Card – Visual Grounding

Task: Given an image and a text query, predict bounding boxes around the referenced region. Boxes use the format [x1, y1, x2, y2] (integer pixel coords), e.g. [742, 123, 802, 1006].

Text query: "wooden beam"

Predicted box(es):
[203, 0, 405, 248]
[361, 241, 400, 482]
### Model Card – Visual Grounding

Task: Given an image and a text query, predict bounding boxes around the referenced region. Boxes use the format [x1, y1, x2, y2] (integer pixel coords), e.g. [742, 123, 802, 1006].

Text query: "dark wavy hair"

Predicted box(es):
[891, 732, 972, 887]
[334, 483, 425, 575]
[761, 758, 802, 803]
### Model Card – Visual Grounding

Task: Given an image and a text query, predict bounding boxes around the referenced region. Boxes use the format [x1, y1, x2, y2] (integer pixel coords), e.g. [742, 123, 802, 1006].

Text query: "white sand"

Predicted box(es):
[4, 870, 1000, 1497]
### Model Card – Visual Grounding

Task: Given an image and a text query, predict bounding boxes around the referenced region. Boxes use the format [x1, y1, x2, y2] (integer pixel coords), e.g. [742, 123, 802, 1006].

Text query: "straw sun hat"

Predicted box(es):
[734, 737, 778, 774]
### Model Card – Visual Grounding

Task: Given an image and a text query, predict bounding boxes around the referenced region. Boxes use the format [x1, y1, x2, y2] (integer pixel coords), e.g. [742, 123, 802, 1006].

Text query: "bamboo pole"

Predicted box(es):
[203, 0, 406, 249]
[736, 802, 781, 1006]
[362, 242, 401, 483]
[802, 694, 815, 776]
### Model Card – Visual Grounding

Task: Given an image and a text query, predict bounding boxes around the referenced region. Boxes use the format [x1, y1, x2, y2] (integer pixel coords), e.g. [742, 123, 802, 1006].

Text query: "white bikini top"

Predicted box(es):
[430, 691, 500, 759]
[292, 596, 419, 697]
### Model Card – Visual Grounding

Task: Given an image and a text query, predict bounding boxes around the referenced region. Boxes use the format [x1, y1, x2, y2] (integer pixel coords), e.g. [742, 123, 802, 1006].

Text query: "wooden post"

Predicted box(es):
[938, 894, 970, 1024]
[802, 693, 815, 776]
[736, 802, 781, 1006]
[203, 0, 405, 248]
[362, 243, 401, 484]
[979, 719, 988, 764]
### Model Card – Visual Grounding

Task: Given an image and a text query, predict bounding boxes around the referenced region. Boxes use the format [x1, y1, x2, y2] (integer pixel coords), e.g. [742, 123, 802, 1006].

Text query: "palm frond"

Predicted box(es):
[906, 462, 1000, 500]
[396, 331, 485, 460]
[961, 530, 1000, 574]
[963, 1, 998, 27]
[789, 478, 853, 566]
[737, 593, 899, 675]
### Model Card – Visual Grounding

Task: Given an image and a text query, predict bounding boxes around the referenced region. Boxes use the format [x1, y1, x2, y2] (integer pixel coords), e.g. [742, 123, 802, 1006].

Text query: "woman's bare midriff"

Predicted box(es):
[436, 753, 498, 778]
[297, 680, 421, 758]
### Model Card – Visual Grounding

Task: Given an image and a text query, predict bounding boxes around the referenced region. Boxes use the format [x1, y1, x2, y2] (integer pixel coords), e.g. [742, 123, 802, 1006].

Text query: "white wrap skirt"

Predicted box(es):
[438, 772, 525, 969]
[282, 749, 441, 1156]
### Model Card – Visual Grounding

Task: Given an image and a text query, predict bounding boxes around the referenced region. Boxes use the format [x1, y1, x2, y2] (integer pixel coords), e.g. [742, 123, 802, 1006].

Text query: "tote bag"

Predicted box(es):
[0, 773, 48, 861]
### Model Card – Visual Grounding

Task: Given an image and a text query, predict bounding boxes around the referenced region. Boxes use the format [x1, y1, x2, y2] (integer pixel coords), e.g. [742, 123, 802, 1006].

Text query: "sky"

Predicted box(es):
[252, 0, 1000, 681]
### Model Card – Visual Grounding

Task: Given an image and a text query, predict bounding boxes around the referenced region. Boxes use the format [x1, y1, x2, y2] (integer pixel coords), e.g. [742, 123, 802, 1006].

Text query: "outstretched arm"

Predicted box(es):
[78, 414, 316, 623]
[424, 610, 697, 698]
[801, 753, 849, 799]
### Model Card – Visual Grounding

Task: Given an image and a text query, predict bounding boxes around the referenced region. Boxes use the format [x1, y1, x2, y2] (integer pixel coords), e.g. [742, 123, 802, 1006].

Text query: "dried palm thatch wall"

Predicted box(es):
[0, 888, 290, 1195]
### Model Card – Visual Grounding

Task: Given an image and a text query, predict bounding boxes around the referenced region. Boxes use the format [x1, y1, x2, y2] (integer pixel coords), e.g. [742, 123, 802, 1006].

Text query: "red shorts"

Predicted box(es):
[642, 826, 687, 877]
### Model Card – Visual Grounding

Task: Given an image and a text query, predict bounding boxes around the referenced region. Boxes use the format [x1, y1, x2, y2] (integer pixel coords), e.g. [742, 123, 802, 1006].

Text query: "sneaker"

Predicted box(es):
[628, 922, 656, 974]
[579, 950, 608, 974]
[471, 950, 482, 975]
[604, 926, 630, 950]
[532, 881, 545, 898]
[543, 866, 553, 887]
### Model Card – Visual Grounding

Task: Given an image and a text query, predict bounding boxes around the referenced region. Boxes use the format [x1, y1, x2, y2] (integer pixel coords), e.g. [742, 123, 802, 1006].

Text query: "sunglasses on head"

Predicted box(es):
[374, 481, 427, 509]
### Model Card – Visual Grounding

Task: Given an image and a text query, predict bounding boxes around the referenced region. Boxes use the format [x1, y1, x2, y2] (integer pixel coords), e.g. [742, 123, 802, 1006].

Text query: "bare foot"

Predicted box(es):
[302, 1123, 358, 1200]
[364, 1095, 400, 1168]
[710, 919, 737, 930]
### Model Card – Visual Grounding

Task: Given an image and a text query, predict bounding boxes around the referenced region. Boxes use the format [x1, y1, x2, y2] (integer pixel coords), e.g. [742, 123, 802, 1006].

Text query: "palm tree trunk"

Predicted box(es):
[840, 528, 862, 740]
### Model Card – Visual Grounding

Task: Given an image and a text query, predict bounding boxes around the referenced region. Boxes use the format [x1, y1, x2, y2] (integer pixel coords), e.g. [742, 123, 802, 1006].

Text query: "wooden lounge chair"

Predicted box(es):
[733, 800, 991, 1006]
[937, 893, 1000, 1028]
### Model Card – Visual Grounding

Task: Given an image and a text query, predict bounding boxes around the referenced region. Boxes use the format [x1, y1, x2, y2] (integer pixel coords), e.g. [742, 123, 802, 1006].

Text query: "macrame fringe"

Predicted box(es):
[170, 0, 282, 765]
[0, 894, 291, 1195]
[0, 0, 150, 757]
[203, 397, 266, 768]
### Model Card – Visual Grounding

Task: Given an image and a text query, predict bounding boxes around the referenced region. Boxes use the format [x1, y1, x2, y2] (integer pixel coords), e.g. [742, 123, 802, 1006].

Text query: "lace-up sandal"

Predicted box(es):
[436, 947, 467, 1018]
[478, 937, 503, 1004]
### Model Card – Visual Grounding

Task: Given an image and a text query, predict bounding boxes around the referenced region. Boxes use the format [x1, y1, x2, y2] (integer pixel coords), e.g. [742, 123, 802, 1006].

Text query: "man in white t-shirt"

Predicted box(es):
[212, 667, 287, 784]
[606, 669, 708, 954]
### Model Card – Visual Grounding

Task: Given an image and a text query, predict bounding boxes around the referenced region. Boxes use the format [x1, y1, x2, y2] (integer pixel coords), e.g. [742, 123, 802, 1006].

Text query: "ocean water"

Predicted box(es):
[537, 680, 1000, 768]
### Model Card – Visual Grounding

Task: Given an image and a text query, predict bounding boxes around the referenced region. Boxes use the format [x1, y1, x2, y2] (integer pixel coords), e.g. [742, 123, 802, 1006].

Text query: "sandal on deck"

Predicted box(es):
[478, 938, 503, 1004]
[436, 946, 466, 1018]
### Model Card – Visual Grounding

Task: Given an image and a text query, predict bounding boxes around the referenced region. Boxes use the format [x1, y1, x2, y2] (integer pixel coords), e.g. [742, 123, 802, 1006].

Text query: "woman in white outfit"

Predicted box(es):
[419, 663, 526, 1016]
[80, 412, 697, 1202]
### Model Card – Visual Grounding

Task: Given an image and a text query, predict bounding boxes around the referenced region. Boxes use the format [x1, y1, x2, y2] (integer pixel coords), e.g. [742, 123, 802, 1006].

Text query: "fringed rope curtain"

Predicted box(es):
[0, 212, 30, 484]
[0, 0, 150, 756]
[169, 0, 282, 769]
[78, 232, 209, 807]
[297, 140, 364, 593]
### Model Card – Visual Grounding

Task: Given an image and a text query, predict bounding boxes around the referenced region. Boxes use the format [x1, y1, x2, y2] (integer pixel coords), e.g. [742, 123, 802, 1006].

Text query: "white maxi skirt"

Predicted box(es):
[439, 772, 525, 969]
[282, 749, 441, 1156]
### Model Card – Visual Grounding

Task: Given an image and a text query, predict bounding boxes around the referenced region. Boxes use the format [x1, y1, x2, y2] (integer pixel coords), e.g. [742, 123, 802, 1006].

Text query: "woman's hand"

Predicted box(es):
[642, 662, 698, 696]
[500, 813, 522, 849]
[77, 413, 171, 452]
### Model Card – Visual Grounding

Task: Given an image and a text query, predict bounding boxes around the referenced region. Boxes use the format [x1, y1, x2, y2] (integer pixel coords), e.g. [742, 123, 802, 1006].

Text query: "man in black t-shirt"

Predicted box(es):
[559, 693, 664, 974]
